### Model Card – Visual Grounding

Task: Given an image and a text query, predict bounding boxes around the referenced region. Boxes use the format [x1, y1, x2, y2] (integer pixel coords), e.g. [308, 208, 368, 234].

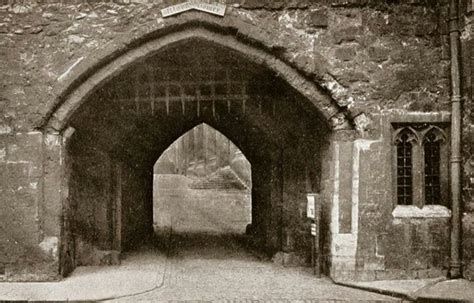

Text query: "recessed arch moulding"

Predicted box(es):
[3, 17, 368, 282]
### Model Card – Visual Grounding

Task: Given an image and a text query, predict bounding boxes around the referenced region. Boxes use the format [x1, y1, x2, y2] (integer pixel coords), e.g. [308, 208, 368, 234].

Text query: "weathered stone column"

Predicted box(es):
[0, 130, 49, 280]
[42, 132, 64, 251]
[323, 130, 359, 281]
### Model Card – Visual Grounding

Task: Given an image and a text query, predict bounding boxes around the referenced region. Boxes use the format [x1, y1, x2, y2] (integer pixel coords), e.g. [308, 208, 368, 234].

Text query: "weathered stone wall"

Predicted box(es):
[71, 149, 112, 252]
[461, 2, 474, 281]
[0, 131, 59, 281]
[0, 1, 450, 132]
[1, 0, 472, 282]
[120, 164, 153, 251]
[359, 115, 451, 281]
[68, 145, 125, 266]
[276, 137, 323, 266]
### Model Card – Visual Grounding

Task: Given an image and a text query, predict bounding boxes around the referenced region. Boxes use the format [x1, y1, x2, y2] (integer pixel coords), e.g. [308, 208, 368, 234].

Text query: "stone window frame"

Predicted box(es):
[389, 113, 451, 212]
[393, 126, 419, 206]
[423, 127, 447, 205]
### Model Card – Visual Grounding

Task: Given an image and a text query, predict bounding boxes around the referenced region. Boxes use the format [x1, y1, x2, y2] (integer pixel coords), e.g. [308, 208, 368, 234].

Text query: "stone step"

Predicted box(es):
[189, 167, 248, 191]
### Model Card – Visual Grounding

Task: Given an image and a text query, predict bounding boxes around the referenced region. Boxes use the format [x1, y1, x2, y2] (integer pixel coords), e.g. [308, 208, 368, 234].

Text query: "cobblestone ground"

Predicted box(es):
[110, 233, 401, 302]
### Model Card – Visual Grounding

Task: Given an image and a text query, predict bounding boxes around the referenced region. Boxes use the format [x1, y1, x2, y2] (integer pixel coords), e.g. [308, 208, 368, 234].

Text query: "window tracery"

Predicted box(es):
[392, 124, 448, 207]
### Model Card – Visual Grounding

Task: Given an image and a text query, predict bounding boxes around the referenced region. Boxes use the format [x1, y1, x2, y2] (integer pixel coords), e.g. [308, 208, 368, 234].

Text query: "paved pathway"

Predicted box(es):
[0, 246, 166, 301]
[413, 278, 474, 302]
[110, 233, 400, 302]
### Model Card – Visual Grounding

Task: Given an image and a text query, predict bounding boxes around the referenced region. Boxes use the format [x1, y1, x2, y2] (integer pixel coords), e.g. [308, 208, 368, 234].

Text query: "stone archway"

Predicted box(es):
[40, 21, 354, 132]
[36, 19, 361, 279]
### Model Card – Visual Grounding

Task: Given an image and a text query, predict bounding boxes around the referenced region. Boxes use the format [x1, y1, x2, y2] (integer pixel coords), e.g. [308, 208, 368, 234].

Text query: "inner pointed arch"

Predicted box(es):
[153, 123, 252, 235]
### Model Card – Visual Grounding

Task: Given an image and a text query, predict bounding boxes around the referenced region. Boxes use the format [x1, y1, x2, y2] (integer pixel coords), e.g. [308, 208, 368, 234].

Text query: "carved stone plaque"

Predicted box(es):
[161, 1, 226, 17]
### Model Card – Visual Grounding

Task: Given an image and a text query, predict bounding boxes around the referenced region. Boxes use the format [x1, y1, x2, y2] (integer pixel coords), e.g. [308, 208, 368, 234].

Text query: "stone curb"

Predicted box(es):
[332, 279, 416, 301]
[412, 278, 474, 303]
[332, 277, 453, 302]
[415, 297, 472, 303]
[332, 277, 474, 303]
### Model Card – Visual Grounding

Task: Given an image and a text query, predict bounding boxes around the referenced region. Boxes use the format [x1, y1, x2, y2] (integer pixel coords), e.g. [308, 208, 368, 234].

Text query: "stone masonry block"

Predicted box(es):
[368, 46, 390, 63]
[5, 162, 31, 189]
[331, 270, 356, 282]
[6, 141, 37, 164]
[429, 248, 449, 268]
[465, 260, 474, 281]
[333, 26, 361, 44]
[42, 133, 64, 238]
[375, 269, 415, 280]
[337, 141, 353, 234]
[0, 143, 5, 162]
[429, 219, 450, 248]
[335, 71, 369, 85]
[363, 257, 385, 271]
[354, 270, 376, 281]
[415, 268, 446, 279]
[335, 46, 357, 61]
[7, 133, 43, 177]
[308, 9, 328, 28]
[375, 233, 387, 256]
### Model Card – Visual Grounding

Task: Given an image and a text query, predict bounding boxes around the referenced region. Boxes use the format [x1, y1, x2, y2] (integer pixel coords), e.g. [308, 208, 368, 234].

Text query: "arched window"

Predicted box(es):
[423, 128, 445, 205]
[392, 123, 449, 208]
[394, 128, 418, 205]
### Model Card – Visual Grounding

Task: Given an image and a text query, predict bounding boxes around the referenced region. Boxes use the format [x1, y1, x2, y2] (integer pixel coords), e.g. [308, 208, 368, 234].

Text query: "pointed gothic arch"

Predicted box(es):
[40, 19, 354, 132]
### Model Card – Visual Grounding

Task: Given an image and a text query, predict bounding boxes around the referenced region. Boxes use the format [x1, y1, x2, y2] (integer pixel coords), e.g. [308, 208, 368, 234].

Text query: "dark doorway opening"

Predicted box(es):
[62, 39, 330, 276]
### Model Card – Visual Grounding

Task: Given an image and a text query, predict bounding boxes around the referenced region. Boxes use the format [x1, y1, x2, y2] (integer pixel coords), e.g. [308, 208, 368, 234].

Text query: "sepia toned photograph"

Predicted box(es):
[0, 0, 473, 302]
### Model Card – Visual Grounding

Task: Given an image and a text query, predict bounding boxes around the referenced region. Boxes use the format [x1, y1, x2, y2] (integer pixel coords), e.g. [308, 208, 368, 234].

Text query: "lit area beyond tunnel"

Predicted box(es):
[153, 123, 252, 235]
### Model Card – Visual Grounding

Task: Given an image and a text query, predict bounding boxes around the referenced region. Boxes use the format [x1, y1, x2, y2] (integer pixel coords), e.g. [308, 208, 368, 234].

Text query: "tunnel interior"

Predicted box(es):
[63, 39, 332, 275]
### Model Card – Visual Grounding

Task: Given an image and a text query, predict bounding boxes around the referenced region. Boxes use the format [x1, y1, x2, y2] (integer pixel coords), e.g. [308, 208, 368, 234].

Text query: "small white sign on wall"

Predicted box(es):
[307, 193, 317, 219]
[161, 1, 226, 18]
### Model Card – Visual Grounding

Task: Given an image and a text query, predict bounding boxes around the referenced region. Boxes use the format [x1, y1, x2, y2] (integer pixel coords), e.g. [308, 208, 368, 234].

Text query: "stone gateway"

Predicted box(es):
[0, 0, 473, 285]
